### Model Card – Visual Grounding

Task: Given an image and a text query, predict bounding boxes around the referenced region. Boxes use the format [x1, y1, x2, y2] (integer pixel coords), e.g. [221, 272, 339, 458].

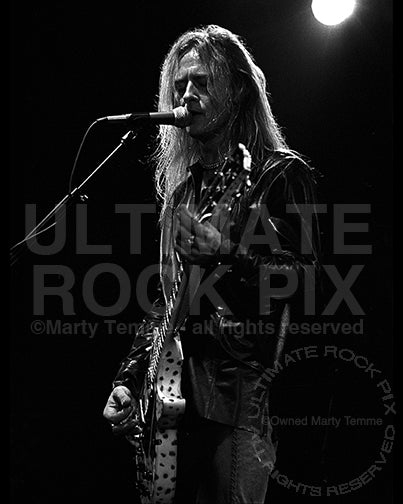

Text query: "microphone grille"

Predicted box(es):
[173, 107, 192, 128]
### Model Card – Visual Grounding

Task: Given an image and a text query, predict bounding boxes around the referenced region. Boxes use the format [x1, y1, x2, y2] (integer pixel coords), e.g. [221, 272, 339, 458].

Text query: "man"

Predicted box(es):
[103, 24, 320, 503]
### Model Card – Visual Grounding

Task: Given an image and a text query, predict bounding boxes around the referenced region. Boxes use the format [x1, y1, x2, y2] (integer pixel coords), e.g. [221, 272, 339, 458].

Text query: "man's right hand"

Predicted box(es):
[103, 385, 140, 435]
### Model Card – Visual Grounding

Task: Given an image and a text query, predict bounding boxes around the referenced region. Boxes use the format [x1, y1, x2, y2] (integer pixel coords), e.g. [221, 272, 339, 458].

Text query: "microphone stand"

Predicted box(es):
[10, 129, 138, 267]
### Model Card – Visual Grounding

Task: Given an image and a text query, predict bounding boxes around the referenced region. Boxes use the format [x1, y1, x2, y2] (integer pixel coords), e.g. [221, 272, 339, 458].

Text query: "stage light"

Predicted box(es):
[311, 0, 357, 26]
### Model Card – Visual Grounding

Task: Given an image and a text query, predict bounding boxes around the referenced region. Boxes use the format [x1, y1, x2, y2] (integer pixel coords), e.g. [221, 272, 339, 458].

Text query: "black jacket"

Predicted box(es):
[112, 151, 320, 435]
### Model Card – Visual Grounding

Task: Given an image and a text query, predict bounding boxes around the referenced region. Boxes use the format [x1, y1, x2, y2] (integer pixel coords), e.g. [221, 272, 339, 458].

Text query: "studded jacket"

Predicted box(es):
[112, 151, 320, 436]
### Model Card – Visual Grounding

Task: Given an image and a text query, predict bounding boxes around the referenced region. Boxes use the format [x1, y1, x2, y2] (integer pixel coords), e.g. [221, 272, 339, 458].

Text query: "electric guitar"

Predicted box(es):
[128, 143, 252, 504]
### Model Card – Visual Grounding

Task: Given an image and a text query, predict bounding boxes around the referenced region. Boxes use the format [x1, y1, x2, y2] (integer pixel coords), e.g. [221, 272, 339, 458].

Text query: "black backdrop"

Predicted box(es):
[10, 1, 393, 502]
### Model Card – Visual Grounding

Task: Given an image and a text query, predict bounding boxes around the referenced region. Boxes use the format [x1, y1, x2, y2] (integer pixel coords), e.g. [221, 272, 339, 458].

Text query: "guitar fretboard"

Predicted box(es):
[146, 263, 184, 388]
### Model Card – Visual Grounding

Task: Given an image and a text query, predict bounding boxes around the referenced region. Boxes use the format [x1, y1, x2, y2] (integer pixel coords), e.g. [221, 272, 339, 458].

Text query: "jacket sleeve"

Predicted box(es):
[112, 287, 165, 397]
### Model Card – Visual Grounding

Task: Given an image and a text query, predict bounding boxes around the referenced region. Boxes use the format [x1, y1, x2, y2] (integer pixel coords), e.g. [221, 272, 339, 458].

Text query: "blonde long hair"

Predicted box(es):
[153, 24, 292, 219]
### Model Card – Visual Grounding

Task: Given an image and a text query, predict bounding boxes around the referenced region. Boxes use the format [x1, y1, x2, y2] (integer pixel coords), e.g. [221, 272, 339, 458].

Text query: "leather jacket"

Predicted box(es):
[113, 151, 320, 435]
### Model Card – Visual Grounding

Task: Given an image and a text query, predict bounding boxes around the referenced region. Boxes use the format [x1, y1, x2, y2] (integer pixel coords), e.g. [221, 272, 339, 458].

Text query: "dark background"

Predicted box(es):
[10, 0, 393, 502]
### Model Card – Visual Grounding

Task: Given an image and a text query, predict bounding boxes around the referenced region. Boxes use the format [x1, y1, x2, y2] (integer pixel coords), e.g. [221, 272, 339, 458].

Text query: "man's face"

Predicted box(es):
[174, 49, 228, 142]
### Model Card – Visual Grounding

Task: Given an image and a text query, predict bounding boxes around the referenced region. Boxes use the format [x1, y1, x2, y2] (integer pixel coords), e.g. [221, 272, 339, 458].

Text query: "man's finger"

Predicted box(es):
[177, 213, 193, 234]
[104, 402, 132, 422]
[174, 243, 199, 264]
[178, 205, 195, 218]
[112, 417, 140, 436]
[177, 205, 200, 234]
[176, 226, 193, 248]
[113, 387, 133, 408]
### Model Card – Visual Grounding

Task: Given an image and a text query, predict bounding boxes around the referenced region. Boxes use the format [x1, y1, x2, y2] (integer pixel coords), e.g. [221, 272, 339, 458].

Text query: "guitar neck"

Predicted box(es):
[146, 264, 185, 388]
[143, 144, 251, 401]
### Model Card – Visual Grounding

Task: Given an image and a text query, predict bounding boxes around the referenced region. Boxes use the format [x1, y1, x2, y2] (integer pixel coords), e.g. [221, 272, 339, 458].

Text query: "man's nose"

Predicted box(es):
[183, 81, 198, 103]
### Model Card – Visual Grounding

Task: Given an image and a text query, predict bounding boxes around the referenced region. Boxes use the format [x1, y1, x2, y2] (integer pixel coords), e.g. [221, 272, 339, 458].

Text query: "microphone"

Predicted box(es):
[96, 106, 191, 128]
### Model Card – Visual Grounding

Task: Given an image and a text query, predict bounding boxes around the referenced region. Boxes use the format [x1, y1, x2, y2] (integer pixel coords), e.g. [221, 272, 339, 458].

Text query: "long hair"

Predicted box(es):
[153, 24, 292, 219]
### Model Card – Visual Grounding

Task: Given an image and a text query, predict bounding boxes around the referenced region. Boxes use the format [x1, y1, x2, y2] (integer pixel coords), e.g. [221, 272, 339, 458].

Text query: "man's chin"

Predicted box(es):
[186, 124, 204, 137]
[186, 125, 221, 143]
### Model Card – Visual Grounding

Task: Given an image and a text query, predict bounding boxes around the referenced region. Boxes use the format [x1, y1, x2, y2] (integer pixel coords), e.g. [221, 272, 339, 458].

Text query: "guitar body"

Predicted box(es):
[130, 144, 252, 503]
[132, 333, 185, 504]
[153, 334, 186, 503]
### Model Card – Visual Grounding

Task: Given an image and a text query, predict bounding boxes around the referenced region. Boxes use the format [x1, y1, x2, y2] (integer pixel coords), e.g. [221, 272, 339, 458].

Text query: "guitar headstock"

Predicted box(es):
[196, 143, 252, 223]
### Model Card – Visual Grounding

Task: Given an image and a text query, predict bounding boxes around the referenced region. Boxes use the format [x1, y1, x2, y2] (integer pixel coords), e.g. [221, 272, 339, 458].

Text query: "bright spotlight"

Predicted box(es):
[311, 0, 357, 26]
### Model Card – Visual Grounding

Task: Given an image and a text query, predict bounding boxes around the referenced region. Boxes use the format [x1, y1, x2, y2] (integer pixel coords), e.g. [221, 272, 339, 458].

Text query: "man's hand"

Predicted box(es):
[103, 385, 140, 435]
[174, 205, 223, 264]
